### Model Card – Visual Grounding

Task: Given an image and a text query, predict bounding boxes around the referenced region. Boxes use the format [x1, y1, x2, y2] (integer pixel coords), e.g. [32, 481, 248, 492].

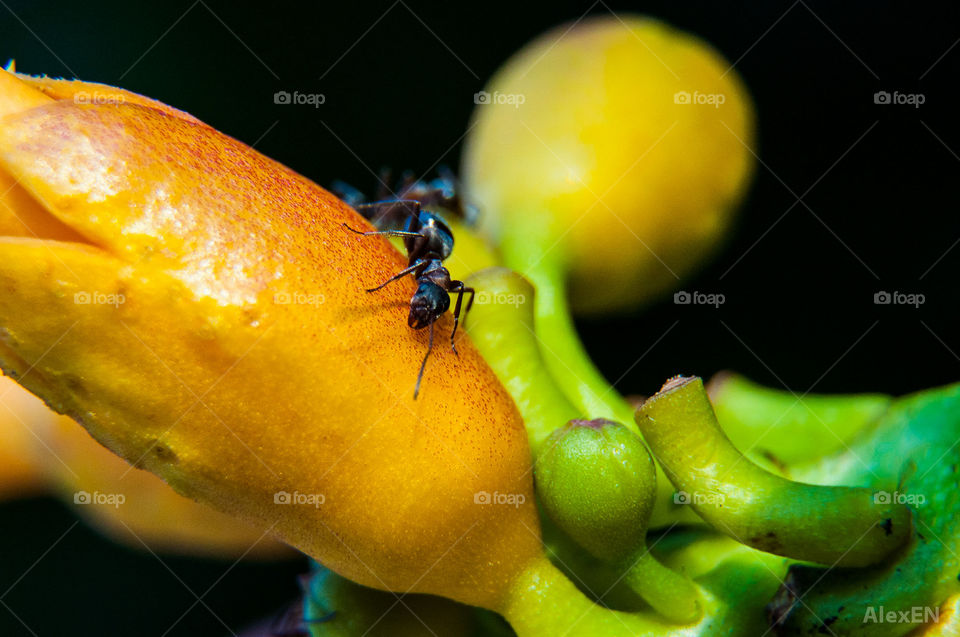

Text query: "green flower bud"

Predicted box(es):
[535, 419, 655, 563]
[535, 418, 702, 624]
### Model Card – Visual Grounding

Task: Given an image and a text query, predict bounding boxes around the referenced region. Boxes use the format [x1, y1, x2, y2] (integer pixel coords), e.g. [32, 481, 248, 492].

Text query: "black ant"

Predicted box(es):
[341, 193, 474, 399]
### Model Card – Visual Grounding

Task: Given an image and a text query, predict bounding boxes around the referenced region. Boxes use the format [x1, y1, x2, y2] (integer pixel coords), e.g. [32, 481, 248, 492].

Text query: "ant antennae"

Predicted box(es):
[342, 222, 367, 235]
[413, 322, 434, 400]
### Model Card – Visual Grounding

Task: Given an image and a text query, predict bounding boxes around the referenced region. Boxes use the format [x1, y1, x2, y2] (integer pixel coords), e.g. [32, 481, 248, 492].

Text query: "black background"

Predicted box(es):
[1, 1, 959, 634]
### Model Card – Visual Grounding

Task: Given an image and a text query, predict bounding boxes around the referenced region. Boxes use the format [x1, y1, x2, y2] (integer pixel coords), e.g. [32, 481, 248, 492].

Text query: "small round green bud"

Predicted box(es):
[535, 418, 657, 563]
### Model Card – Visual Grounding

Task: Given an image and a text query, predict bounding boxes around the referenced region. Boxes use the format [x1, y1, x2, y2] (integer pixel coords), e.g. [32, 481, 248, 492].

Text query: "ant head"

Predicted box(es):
[408, 281, 450, 329]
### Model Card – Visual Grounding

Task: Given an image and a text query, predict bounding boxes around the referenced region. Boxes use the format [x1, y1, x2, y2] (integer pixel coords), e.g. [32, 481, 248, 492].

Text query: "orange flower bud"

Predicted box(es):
[0, 69, 541, 609]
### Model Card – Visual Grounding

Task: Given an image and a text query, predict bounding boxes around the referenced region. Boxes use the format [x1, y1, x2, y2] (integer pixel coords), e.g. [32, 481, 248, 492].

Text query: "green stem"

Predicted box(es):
[498, 552, 778, 637]
[497, 229, 636, 426]
[527, 259, 637, 426]
[621, 550, 702, 624]
[464, 268, 694, 526]
[464, 267, 579, 452]
[498, 556, 672, 637]
[707, 372, 891, 466]
[496, 238, 698, 523]
[636, 376, 912, 567]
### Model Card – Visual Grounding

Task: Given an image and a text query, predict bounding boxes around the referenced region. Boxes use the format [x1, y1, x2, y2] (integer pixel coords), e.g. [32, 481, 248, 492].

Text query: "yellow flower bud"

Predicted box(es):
[463, 15, 755, 313]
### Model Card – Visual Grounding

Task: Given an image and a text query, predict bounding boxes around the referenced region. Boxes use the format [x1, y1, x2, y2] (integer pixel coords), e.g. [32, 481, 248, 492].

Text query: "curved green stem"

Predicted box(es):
[463, 266, 579, 451]
[707, 372, 891, 466]
[526, 259, 637, 426]
[498, 230, 636, 426]
[464, 267, 694, 526]
[621, 549, 702, 624]
[498, 556, 672, 637]
[636, 376, 912, 567]
[499, 552, 781, 637]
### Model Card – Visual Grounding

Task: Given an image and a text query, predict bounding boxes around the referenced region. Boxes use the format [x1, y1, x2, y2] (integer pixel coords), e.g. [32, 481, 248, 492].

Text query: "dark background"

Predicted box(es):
[1, 1, 958, 634]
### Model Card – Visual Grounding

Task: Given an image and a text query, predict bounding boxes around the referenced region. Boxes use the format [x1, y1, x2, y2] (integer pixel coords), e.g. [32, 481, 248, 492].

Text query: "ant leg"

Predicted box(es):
[342, 223, 423, 240]
[449, 284, 475, 355]
[374, 200, 421, 231]
[346, 199, 422, 230]
[413, 322, 434, 400]
[366, 262, 421, 292]
[354, 199, 421, 222]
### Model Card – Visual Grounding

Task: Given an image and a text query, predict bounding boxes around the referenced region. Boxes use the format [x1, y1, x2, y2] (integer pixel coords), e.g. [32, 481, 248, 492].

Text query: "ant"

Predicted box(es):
[339, 174, 475, 399]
